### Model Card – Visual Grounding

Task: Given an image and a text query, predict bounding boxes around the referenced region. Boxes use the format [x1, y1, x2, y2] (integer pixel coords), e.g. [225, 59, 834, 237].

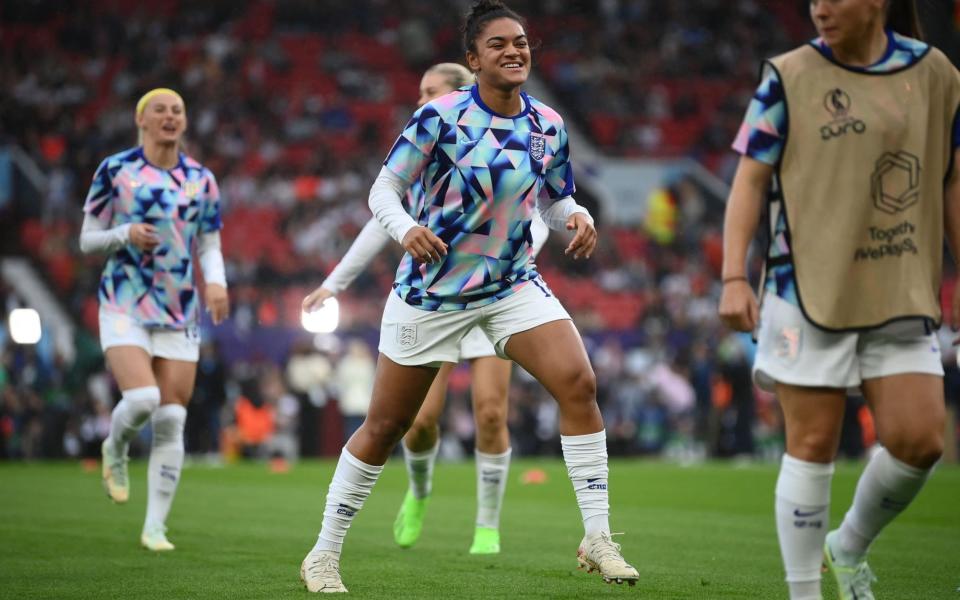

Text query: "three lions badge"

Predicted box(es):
[529, 133, 545, 161]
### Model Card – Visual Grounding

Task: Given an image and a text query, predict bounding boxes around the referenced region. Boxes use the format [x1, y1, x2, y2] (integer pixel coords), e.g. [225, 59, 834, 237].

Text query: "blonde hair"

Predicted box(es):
[136, 88, 184, 116]
[425, 63, 474, 90]
[135, 88, 185, 146]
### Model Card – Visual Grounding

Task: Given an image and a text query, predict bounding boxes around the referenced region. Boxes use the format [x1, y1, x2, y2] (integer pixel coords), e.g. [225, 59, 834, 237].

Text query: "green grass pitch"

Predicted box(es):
[1, 459, 957, 599]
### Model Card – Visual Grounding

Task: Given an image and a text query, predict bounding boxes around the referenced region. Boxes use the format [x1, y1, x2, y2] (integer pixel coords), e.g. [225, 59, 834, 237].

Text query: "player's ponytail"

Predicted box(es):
[886, 0, 923, 40]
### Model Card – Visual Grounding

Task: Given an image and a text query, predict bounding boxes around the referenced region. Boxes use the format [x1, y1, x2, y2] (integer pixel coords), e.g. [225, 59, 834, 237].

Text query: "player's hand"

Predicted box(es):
[564, 213, 596, 260]
[303, 286, 335, 313]
[129, 223, 160, 252]
[718, 279, 759, 332]
[401, 226, 448, 264]
[205, 283, 229, 325]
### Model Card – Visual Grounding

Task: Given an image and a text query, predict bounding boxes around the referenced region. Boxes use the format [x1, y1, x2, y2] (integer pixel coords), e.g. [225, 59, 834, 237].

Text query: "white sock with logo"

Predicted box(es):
[404, 441, 439, 500]
[312, 448, 384, 554]
[107, 386, 161, 455]
[561, 430, 610, 536]
[475, 448, 511, 529]
[144, 404, 187, 532]
[775, 453, 834, 600]
[835, 446, 931, 564]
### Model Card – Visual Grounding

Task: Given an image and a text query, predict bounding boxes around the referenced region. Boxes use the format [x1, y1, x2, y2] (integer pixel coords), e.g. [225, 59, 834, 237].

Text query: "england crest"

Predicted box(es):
[529, 133, 545, 161]
[183, 180, 202, 198]
[397, 324, 417, 348]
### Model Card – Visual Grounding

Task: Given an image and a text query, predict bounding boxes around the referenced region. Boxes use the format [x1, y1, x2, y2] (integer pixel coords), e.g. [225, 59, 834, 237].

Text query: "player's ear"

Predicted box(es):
[466, 50, 481, 73]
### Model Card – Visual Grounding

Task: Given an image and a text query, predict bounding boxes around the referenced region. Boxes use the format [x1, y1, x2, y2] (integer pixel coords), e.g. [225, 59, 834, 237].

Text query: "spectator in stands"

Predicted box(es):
[187, 341, 227, 459]
[233, 382, 275, 458]
[333, 338, 375, 443]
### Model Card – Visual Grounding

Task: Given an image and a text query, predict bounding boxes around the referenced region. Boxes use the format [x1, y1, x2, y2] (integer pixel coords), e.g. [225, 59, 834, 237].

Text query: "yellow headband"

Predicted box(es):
[136, 88, 185, 117]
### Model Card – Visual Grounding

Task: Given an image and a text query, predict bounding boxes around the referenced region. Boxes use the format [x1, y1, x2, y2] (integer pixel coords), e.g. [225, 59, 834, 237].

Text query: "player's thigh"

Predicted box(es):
[153, 357, 198, 406]
[469, 355, 512, 412]
[104, 346, 157, 391]
[776, 383, 846, 462]
[100, 308, 156, 390]
[503, 319, 594, 402]
[415, 361, 456, 426]
[483, 279, 569, 359]
[366, 353, 441, 429]
[862, 373, 945, 460]
[858, 325, 945, 461]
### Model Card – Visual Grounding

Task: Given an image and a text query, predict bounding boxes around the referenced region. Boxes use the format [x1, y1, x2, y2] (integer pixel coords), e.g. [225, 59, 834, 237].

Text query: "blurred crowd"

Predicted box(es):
[1, 1, 958, 462]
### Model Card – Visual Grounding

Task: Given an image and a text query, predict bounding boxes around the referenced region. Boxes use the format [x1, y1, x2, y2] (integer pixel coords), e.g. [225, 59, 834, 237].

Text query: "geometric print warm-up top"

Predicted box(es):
[83, 146, 222, 329]
[384, 84, 575, 312]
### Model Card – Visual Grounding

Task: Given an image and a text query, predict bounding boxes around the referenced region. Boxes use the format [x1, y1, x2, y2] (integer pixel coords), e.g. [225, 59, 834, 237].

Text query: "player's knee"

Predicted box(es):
[406, 416, 438, 440]
[560, 366, 597, 404]
[474, 397, 507, 431]
[362, 416, 412, 448]
[152, 404, 186, 445]
[884, 431, 943, 469]
[788, 430, 837, 463]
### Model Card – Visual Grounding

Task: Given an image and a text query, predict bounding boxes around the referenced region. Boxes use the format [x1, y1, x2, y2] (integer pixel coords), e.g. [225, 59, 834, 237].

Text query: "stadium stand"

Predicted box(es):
[1, 0, 957, 461]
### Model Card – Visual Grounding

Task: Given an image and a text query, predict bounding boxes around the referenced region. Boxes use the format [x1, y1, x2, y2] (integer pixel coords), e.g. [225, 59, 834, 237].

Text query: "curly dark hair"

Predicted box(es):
[461, 0, 527, 54]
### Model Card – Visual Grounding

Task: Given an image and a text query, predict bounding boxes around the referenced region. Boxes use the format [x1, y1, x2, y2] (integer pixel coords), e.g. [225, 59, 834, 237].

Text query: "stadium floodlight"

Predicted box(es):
[9, 308, 42, 344]
[301, 298, 339, 333]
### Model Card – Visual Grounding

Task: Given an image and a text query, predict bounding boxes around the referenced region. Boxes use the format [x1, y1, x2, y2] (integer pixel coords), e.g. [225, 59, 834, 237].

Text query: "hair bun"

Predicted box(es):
[462, 0, 525, 54]
[467, 0, 507, 19]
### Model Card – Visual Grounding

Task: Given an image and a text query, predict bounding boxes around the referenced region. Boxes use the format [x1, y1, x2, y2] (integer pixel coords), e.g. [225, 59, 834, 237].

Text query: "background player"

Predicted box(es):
[81, 88, 229, 551]
[719, 1, 960, 598]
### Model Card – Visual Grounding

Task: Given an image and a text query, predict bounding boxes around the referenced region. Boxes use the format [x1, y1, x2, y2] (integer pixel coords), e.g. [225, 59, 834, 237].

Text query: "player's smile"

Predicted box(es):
[472, 17, 530, 87]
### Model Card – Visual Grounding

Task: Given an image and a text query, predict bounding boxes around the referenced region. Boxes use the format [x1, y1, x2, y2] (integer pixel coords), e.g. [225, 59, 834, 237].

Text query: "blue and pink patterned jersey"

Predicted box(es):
[732, 31, 959, 305]
[384, 84, 574, 312]
[84, 146, 222, 329]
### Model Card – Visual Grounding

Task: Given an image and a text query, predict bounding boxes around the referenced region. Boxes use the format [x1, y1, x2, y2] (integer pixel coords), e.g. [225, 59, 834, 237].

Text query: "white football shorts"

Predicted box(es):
[99, 307, 200, 362]
[754, 292, 943, 391]
[458, 325, 497, 361]
[379, 277, 571, 367]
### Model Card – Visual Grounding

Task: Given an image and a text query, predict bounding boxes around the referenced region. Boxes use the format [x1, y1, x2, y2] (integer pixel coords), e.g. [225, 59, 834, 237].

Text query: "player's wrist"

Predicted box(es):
[721, 275, 749, 285]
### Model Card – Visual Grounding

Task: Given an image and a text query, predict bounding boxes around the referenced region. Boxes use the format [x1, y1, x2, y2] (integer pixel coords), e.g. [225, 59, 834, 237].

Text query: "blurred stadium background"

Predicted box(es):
[1, 0, 959, 468]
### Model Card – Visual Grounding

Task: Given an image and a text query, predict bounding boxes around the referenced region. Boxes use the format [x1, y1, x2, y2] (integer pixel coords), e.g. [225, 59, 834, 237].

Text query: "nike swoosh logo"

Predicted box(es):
[793, 508, 823, 518]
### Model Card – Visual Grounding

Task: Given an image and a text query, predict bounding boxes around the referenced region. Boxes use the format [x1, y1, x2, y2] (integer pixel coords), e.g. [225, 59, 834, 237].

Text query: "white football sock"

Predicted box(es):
[403, 441, 439, 500]
[313, 448, 384, 554]
[835, 446, 932, 564]
[107, 386, 160, 455]
[775, 453, 834, 600]
[561, 430, 610, 536]
[144, 404, 186, 531]
[475, 447, 511, 529]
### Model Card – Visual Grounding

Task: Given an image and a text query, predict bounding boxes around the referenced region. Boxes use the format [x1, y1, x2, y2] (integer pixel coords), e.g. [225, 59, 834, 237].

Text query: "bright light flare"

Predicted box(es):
[9, 308, 42, 344]
[301, 298, 339, 333]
